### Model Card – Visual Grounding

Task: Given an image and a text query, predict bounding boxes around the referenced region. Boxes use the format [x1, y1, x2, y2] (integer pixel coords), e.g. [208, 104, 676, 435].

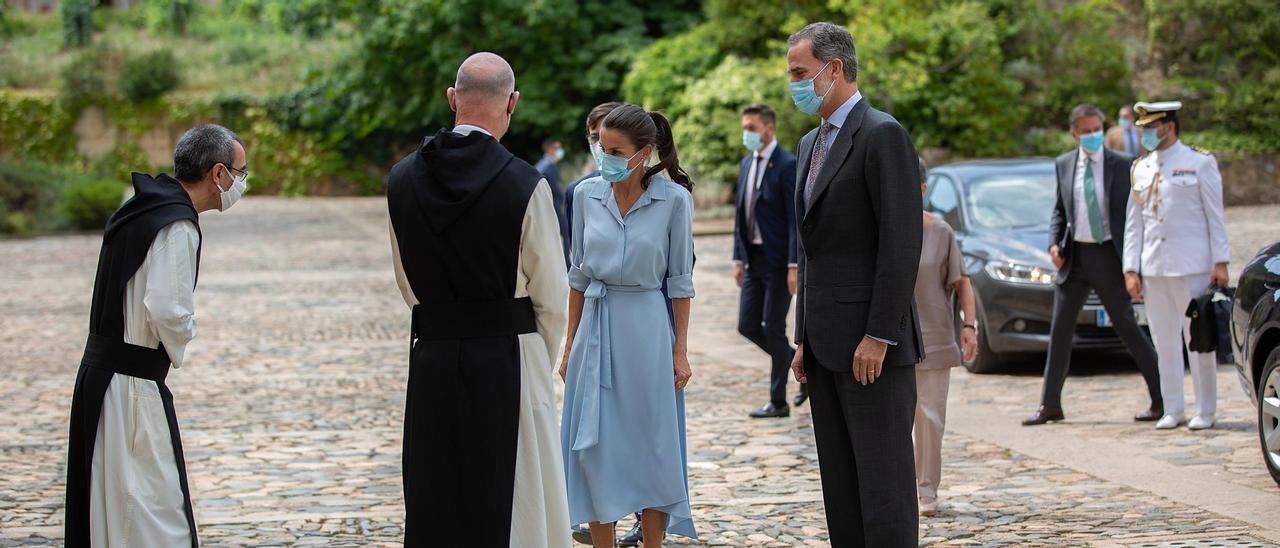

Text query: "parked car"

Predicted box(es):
[1229, 241, 1280, 487]
[924, 159, 1147, 373]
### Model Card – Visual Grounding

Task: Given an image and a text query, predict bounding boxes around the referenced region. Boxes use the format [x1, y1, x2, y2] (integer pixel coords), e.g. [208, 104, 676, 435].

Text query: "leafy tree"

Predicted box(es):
[62, 0, 94, 48]
[839, 0, 1024, 156]
[1145, 0, 1280, 147]
[290, 0, 693, 160]
[672, 55, 813, 195]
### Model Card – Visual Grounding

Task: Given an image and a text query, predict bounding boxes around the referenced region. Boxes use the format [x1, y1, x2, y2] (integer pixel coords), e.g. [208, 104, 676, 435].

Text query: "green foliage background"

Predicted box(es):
[0, 0, 1277, 234]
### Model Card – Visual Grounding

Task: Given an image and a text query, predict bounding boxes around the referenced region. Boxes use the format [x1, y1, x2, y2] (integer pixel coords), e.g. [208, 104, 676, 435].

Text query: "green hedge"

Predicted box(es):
[60, 178, 125, 230]
[0, 91, 78, 165]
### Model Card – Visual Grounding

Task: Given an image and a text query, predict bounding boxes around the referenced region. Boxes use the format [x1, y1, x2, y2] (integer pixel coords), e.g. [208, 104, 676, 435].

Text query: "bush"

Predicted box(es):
[0, 160, 65, 235]
[60, 179, 125, 230]
[842, 1, 1024, 157]
[88, 143, 152, 181]
[1146, 0, 1280, 144]
[622, 23, 724, 118]
[672, 56, 813, 198]
[119, 51, 182, 102]
[58, 49, 109, 109]
[61, 0, 93, 48]
[0, 91, 79, 165]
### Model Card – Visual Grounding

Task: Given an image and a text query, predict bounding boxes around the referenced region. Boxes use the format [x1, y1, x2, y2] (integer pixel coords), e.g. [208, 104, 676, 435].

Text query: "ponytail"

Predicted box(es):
[643, 111, 694, 193]
[601, 104, 696, 193]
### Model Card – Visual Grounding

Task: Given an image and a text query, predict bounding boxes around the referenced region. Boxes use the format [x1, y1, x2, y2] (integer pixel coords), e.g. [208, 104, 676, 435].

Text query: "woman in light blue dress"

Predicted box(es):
[559, 104, 696, 547]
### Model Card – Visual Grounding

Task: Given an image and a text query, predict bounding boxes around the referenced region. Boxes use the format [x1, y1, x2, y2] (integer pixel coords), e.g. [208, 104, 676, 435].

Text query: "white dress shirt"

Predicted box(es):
[743, 138, 779, 246]
[822, 90, 864, 154]
[1072, 147, 1110, 243]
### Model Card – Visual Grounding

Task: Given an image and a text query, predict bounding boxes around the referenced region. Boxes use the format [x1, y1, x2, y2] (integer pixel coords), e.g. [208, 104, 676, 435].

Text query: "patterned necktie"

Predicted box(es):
[1083, 158, 1104, 241]
[746, 154, 763, 243]
[804, 123, 834, 208]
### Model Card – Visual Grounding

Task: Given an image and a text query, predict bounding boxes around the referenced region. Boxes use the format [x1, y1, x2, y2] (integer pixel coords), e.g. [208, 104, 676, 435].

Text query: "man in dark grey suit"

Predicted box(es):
[1023, 104, 1163, 425]
[785, 22, 923, 547]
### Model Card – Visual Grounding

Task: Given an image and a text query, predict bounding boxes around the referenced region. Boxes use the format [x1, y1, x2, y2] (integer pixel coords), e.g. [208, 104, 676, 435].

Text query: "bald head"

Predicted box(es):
[454, 52, 515, 102]
[447, 52, 520, 139]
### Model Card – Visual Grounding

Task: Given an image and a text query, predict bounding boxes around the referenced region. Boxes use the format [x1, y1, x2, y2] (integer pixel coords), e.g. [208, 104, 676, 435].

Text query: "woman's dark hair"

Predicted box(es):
[601, 104, 693, 192]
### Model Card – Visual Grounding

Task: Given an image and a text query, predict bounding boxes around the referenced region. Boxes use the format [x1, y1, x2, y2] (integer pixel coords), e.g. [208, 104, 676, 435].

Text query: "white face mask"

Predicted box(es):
[217, 168, 248, 211]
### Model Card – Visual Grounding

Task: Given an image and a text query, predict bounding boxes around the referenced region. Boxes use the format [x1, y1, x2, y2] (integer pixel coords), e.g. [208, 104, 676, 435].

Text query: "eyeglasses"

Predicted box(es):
[225, 164, 249, 179]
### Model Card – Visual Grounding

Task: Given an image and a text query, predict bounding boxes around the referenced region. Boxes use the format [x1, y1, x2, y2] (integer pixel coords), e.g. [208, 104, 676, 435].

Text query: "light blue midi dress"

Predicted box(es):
[562, 176, 696, 539]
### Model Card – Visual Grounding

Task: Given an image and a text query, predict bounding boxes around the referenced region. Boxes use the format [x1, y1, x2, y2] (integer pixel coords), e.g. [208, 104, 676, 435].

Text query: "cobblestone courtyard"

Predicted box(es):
[2, 198, 1277, 546]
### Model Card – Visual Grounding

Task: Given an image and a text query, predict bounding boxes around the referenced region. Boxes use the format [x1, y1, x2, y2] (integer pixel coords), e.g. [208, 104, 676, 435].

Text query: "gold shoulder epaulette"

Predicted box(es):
[1189, 145, 1213, 156]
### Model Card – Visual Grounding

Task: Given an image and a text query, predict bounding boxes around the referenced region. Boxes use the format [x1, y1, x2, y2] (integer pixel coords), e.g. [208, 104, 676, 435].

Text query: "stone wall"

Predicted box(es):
[1218, 153, 1280, 207]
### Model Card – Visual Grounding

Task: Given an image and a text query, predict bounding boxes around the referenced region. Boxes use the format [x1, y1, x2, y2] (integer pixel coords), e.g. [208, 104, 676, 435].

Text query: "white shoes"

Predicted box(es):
[1156, 414, 1185, 429]
[919, 498, 938, 516]
[1188, 414, 1216, 430]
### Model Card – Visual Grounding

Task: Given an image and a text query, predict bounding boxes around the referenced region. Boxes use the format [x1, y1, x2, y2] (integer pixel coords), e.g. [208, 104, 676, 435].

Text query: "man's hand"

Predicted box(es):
[1049, 245, 1064, 270]
[791, 343, 807, 383]
[787, 267, 798, 296]
[1124, 272, 1144, 303]
[852, 336, 888, 385]
[1212, 262, 1230, 288]
[960, 327, 978, 362]
[734, 262, 745, 288]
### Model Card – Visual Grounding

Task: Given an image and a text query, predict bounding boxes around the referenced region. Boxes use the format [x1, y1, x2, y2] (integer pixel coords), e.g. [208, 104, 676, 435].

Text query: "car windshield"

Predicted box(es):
[964, 172, 1056, 230]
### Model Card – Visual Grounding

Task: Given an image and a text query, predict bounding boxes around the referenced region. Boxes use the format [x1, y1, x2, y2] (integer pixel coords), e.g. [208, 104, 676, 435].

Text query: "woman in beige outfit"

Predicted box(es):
[914, 167, 978, 516]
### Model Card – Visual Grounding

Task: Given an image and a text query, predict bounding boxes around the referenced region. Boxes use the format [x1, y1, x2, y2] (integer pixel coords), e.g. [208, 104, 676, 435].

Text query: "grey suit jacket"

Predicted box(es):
[794, 97, 925, 372]
[1048, 148, 1134, 284]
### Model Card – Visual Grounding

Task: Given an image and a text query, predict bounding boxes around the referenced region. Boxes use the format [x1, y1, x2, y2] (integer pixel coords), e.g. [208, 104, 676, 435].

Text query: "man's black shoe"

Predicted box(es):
[1021, 406, 1065, 426]
[749, 402, 790, 418]
[793, 384, 809, 407]
[619, 521, 643, 547]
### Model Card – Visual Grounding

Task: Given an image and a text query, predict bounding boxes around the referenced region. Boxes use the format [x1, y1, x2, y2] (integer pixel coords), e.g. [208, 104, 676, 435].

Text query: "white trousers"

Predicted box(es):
[90, 374, 192, 547]
[1143, 274, 1217, 418]
[913, 367, 952, 500]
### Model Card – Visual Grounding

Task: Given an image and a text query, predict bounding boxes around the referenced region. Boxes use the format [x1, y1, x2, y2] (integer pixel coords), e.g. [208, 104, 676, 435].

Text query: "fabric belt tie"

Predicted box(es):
[412, 297, 537, 342]
[79, 333, 171, 382]
[569, 279, 653, 452]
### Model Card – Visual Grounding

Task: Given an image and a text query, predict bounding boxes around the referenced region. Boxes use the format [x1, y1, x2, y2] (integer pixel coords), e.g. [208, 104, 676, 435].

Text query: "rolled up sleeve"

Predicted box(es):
[568, 182, 591, 292]
[666, 188, 696, 298]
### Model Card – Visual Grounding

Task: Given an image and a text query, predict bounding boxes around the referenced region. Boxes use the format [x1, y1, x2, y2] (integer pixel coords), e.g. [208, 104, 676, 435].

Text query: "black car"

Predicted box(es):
[1229, 241, 1280, 486]
[924, 159, 1147, 373]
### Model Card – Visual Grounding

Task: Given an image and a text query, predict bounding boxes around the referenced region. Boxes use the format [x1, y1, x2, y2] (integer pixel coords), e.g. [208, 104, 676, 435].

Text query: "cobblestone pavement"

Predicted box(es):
[1, 198, 1277, 546]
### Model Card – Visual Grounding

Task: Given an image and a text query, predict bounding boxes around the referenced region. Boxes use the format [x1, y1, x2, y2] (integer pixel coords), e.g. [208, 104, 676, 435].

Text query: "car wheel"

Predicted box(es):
[963, 298, 1005, 374]
[1259, 347, 1280, 487]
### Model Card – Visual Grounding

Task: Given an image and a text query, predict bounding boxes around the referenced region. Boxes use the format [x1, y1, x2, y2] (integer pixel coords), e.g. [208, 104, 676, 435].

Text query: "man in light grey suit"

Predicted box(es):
[785, 22, 923, 547]
[1023, 103, 1162, 426]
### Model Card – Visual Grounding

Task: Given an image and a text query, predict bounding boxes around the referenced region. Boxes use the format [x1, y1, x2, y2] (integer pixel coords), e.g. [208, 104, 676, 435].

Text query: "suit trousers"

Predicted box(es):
[912, 367, 951, 501]
[1040, 242, 1161, 409]
[806, 348, 918, 547]
[738, 245, 795, 406]
[1144, 274, 1218, 418]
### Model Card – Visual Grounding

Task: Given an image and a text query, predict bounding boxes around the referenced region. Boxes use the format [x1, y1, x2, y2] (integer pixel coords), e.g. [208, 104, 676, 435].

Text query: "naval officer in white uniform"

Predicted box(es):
[1122, 100, 1230, 431]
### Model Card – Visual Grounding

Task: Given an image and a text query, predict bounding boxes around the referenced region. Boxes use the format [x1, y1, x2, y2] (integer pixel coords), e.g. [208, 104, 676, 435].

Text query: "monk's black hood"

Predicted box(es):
[103, 173, 197, 242]
[413, 129, 515, 233]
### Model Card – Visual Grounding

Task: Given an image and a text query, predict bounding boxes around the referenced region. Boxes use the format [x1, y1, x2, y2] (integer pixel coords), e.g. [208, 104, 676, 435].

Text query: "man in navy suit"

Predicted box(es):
[734, 103, 803, 418]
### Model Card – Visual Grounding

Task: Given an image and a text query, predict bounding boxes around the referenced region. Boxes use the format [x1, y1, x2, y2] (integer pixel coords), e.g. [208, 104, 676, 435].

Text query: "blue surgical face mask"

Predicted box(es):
[743, 130, 763, 152]
[1141, 126, 1161, 151]
[553, 147, 565, 162]
[1119, 118, 1132, 129]
[789, 60, 836, 116]
[1080, 130, 1104, 153]
[599, 149, 644, 183]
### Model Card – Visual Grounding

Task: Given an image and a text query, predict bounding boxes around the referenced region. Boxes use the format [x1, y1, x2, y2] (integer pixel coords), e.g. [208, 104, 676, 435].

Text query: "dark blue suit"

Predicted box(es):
[733, 144, 799, 407]
[536, 156, 570, 265]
